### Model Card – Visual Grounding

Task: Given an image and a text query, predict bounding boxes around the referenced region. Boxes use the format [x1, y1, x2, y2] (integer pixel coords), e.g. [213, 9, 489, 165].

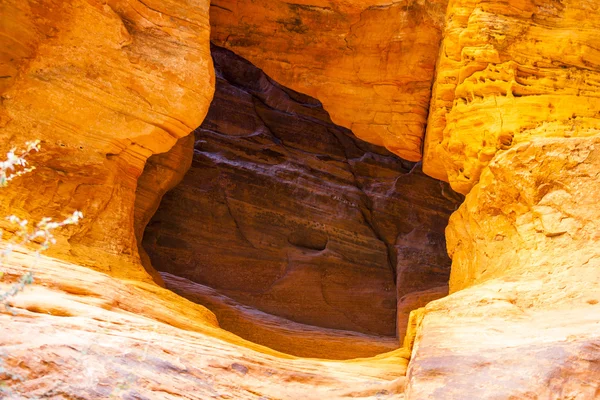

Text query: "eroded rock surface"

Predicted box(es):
[142, 45, 462, 340]
[1, 249, 409, 399]
[134, 134, 196, 285]
[161, 272, 399, 359]
[407, 136, 600, 398]
[210, 0, 449, 161]
[423, 0, 600, 191]
[0, 0, 214, 282]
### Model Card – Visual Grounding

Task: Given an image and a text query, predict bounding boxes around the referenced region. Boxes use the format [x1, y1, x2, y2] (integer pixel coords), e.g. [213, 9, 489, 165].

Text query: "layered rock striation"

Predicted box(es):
[3, 0, 600, 397]
[0, 0, 214, 282]
[160, 271, 399, 359]
[142, 45, 462, 342]
[210, 0, 449, 161]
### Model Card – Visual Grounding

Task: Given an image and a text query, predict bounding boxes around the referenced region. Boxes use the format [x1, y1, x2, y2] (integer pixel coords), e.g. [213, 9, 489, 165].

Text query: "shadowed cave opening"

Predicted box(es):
[138, 45, 463, 359]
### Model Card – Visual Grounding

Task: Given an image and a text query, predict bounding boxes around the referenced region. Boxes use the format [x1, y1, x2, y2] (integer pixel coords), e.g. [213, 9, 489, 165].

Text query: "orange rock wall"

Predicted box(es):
[423, 0, 600, 192]
[210, 0, 449, 161]
[1, 248, 410, 399]
[0, 0, 214, 282]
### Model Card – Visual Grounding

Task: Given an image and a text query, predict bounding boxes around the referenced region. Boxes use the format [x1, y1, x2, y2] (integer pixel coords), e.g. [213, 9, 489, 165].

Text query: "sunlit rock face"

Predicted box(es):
[0, 0, 214, 282]
[407, 136, 600, 398]
[210, 0, 449, 161]
[142, 45, 461, 340]
[423, 0, 600, 192]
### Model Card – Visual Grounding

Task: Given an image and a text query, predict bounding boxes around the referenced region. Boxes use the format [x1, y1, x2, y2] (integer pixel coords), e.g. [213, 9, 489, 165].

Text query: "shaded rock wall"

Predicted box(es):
[0, 0, 214, 282]
[134, 134, 196, 285]
[142, 45, 462, 338]
[161, 272, 399, 359]
[210, 0, 449, 161]
[423, 0, 600, 191]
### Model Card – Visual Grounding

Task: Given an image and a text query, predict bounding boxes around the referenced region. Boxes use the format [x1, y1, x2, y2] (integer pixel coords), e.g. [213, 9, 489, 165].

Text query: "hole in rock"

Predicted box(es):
[136, 45, 463, 359]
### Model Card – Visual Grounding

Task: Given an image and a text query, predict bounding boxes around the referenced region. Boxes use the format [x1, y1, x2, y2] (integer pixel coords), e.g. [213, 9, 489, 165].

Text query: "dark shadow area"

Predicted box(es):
[138, 44, 463, 357]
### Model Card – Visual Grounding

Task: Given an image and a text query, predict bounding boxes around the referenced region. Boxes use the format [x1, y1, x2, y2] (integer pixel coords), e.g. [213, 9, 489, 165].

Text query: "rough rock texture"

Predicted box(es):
[1, 248, 410, 399]
[142, 45, 462, 340]
[423, 0, 600, 192]
[0, 0, 214, 282]
[210, 0, 449, 161]
[161, 272, 399, 359]
[133, 134, 195, 285]
[407, 136, 600, 398]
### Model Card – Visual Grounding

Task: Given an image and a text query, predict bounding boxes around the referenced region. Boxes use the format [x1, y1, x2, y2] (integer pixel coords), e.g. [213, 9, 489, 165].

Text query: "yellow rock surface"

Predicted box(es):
[447, 136, 600, 293]
[408, 136, 600, 398]
[0, 0, 214, 282]
[210, 0, 449, 161]
[423, 0, 600, 192]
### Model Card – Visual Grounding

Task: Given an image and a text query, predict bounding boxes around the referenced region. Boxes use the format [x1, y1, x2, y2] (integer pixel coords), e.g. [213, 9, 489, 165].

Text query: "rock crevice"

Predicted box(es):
[141, 45, 461, 347]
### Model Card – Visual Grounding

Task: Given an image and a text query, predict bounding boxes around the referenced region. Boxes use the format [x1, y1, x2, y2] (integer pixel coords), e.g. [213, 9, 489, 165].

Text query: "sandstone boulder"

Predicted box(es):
[408, 136, 600, 398]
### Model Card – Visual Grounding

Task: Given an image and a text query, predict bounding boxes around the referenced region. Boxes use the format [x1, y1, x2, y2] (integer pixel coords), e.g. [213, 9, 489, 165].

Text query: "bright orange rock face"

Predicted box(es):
[210, 0, 449, 161]
[408, 136, 600, 398]
[0, 0, 214, 281]
[423, 0, 600, 192]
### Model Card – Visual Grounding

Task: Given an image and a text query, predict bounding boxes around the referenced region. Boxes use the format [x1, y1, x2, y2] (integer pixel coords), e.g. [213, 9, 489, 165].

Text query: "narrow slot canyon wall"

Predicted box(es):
[141, 45, 462, 343]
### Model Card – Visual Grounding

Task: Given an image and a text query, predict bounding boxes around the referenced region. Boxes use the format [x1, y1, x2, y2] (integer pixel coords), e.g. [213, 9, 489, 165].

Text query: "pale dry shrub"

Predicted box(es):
[0, 141, 82, 396]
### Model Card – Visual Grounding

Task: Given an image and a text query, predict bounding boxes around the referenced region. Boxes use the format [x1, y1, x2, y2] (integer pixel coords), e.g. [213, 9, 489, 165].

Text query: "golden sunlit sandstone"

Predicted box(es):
[0, 0, 214, 282]
[210, 0, 448, 161]
[423, 0, 600, 191]
[407, 136, 600, 398]
[2, 0, 600, 398]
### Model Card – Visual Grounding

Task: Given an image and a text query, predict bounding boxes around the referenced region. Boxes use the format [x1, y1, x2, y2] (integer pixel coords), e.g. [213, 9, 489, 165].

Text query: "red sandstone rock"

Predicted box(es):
[134, 134, 196, 285]
[161, 272, 399, 359]
[142, 45, 461, 341]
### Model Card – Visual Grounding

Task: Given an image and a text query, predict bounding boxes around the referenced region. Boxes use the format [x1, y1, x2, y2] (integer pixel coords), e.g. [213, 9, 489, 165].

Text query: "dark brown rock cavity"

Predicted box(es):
[142, 45, 462, 340]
